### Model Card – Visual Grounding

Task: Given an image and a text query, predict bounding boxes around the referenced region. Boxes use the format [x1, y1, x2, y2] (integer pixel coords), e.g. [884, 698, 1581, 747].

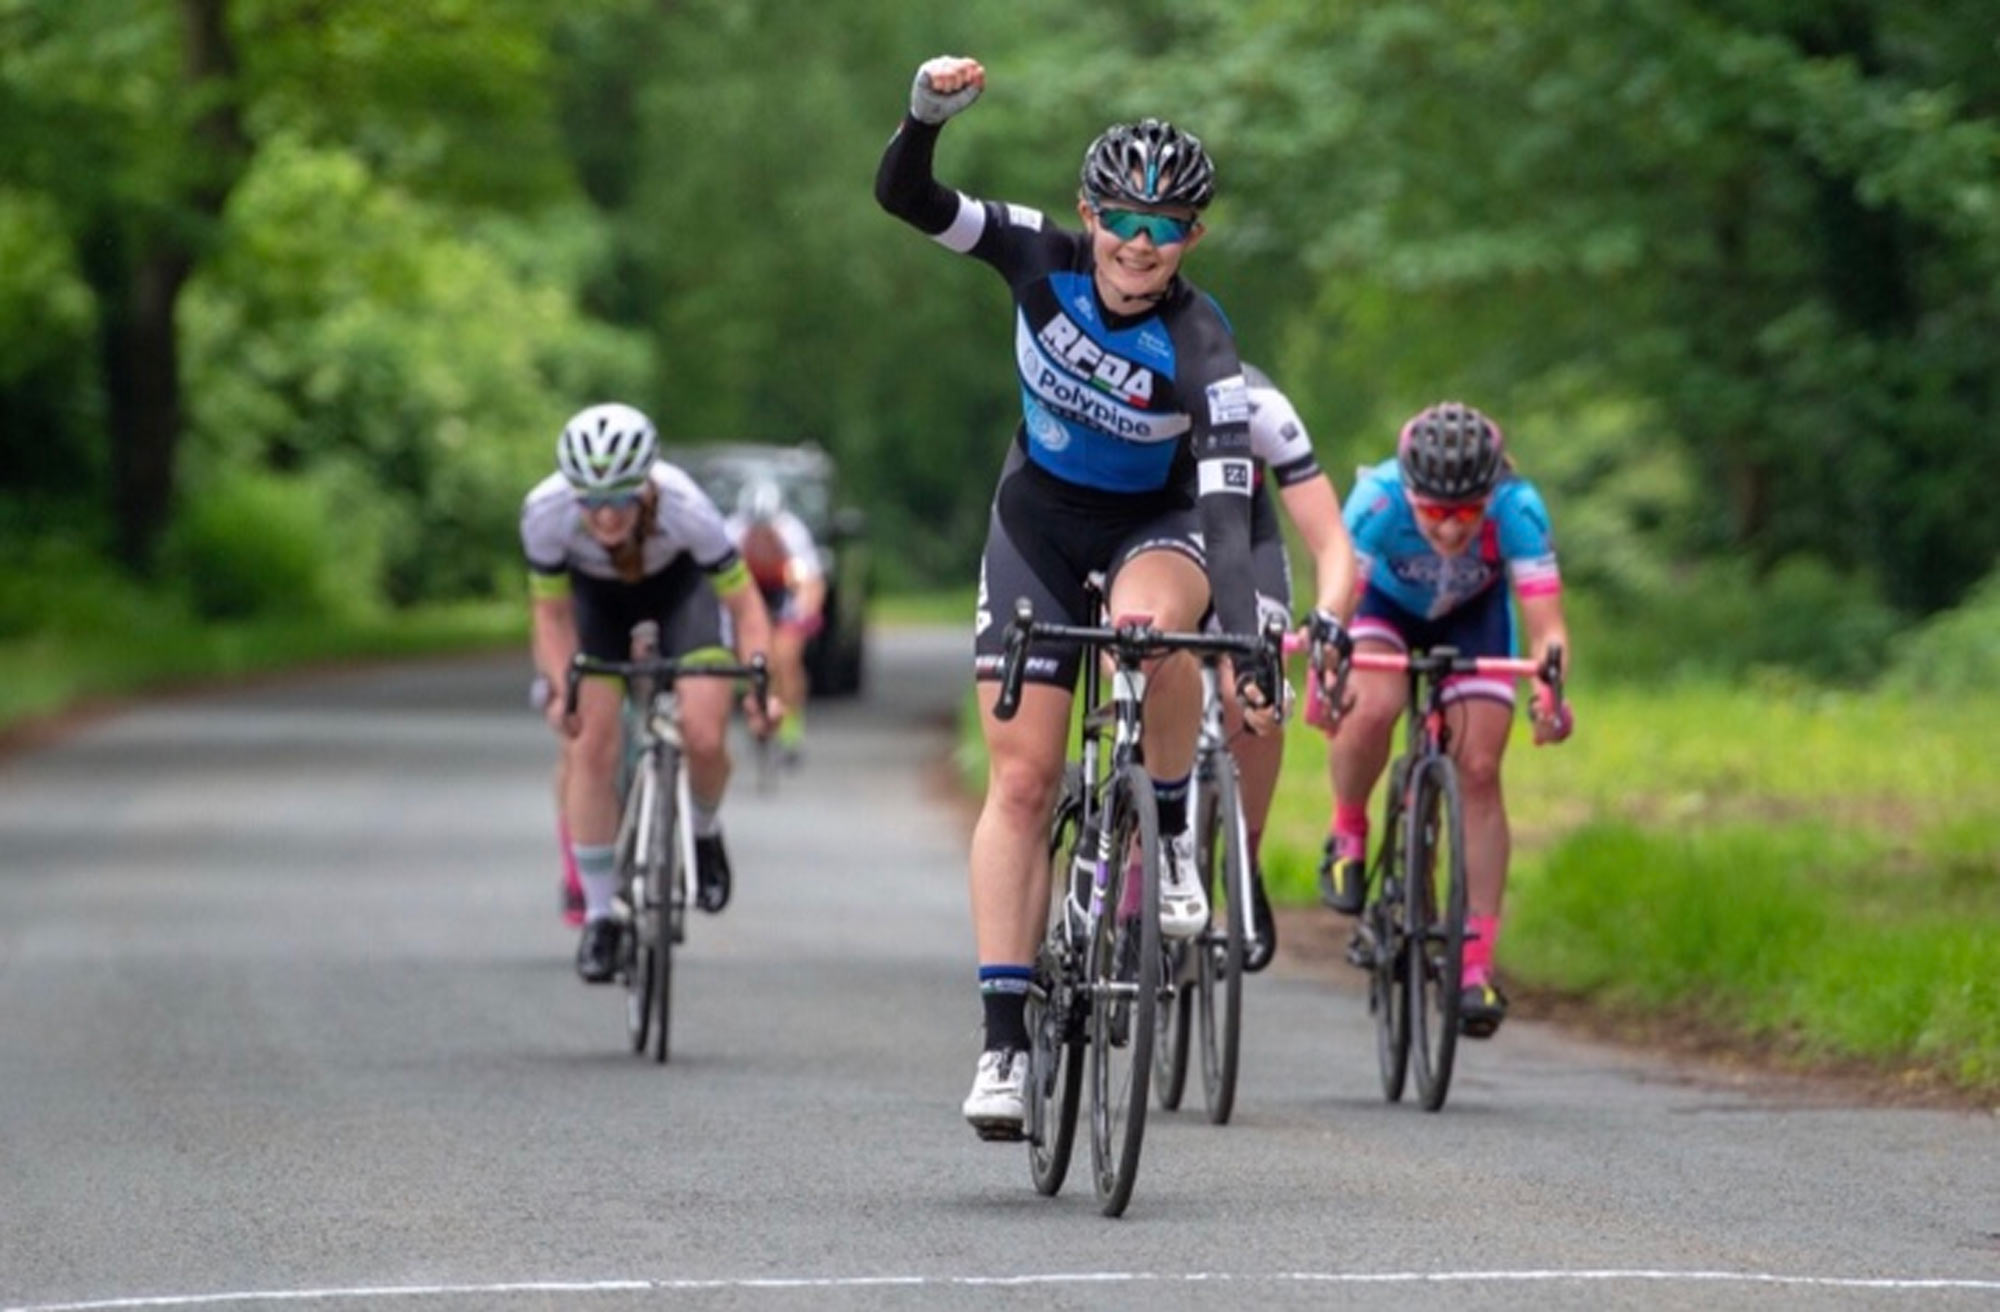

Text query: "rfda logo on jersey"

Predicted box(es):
[1035, 313, 1156, 406]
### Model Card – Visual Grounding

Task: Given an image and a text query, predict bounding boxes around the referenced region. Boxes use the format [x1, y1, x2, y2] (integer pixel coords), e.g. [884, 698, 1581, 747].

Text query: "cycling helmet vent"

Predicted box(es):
[1080, 118, 1215, 210]
[557, 403, 658, 495]
[1397, 402, 1505, 501]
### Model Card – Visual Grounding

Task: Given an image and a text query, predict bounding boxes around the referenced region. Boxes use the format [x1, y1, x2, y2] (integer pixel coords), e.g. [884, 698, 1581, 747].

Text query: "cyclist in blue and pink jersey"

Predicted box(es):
[522, 403, 782, 985]
[1230, 364, 1358, 972]
[877, 54, 1279, 1140]
[1319, 402, 1572, 1037]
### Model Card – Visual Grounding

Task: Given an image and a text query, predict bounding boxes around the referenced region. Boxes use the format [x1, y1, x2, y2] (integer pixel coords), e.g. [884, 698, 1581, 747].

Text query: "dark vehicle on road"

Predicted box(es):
[676, 441, 870, 697]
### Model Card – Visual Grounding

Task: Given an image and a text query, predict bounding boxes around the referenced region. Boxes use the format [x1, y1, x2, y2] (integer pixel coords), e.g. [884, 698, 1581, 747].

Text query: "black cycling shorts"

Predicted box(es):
[973, 443, 1205, 689]
[570, 557, 729, 662]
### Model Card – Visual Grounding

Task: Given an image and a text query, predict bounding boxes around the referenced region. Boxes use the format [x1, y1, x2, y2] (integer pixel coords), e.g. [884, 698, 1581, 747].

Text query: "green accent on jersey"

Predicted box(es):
[712, 559, 751, 596]
[529, 571, 571, 601]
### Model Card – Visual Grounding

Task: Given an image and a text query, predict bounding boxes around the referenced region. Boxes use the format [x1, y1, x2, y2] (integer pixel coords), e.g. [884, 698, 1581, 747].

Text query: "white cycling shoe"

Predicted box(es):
[962, 1048, 1027, 1141]
[1159, 829, 1208, 940]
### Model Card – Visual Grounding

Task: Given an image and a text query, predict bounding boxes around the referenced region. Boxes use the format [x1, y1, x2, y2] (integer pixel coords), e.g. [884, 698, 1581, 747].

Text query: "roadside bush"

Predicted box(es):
[1579, 555, 1899, 685]
[162, 467, 378, 621]
[1882, 569, 2000, 697]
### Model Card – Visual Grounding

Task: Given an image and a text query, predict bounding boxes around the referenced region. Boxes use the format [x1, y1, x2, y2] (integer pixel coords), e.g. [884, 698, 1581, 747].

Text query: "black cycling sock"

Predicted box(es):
[979, 965, 1032, 1051]
[1153, 773, 1190, 838]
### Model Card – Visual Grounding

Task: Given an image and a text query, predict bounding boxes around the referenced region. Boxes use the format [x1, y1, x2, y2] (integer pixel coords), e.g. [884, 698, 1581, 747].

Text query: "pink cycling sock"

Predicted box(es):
[1462, 914, 1501, 986]
[1331, 802, 1370, 858]
[1117, 852, 1143, 920]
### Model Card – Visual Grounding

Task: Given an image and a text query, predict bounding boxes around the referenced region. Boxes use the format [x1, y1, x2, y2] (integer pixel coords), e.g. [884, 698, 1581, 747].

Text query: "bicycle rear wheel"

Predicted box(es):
[1195, 752, 1248, 1124]
[1369, 761, 1412, 1103]
[648, 748, 686, 1065]
[1089, 765, 1160, 1218]
[1029, 769, 1086, 1196]
[1407, 755, 1466, 1110]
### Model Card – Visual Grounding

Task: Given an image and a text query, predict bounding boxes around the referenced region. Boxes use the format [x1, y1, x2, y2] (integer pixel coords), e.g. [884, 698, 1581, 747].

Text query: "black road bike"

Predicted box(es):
[1337, 644, 1562, 1110]
[993, 595, 1279, 1216]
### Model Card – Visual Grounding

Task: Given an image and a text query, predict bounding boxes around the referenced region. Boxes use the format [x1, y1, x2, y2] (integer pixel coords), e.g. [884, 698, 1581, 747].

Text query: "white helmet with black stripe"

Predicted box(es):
[556, 403, 658, 497]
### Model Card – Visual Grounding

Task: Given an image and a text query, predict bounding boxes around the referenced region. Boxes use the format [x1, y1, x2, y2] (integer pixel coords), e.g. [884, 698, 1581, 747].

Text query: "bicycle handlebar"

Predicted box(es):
[564, 651, 771, 720]
[991, 597, 1283, 723]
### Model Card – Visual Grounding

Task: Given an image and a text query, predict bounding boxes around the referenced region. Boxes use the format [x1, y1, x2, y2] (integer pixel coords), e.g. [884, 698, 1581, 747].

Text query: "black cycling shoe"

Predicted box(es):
[1242, 864, 1277, 973]
[695, 834, 732, 913]
[574, 917, 623, 985]
[1317, 836, 1368, 915]
[1459, 979, 1509, 1039]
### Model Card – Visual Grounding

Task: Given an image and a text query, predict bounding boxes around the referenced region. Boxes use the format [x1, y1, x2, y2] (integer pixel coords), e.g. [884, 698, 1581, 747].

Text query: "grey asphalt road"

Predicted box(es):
[1, 626, 1994, 1312]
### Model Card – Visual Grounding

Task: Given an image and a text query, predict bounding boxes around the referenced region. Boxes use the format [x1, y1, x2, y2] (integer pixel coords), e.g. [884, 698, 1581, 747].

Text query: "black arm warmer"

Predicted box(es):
[874, 116, 959, 234]
[1199, 487, 1259, 639]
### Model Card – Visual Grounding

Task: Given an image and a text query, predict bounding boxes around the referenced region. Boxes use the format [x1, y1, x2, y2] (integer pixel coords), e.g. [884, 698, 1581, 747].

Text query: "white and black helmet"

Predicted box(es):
[556, 403, 658, 497]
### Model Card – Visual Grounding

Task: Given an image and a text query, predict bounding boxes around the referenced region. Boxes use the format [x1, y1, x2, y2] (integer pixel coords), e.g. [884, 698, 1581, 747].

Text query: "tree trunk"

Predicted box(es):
[103, 250, 194, 568]
[101, 0, 246, 570]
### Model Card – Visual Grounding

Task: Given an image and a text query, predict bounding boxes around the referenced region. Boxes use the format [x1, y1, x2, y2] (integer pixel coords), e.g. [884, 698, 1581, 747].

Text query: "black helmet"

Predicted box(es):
[1080, 118, 1215, 210]
[1397, 402, 1505, 500]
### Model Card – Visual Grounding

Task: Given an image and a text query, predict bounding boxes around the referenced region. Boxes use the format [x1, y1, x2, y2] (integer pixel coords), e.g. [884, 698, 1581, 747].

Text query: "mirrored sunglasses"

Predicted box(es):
[577, 489, 643, 510]
[1093, 206, 1196, 246]
[1410, 496, 1488, 525]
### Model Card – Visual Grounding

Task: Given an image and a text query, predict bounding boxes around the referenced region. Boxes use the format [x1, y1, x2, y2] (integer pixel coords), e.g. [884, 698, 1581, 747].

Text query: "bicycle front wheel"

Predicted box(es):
[647, 748, 686, 1065]
[1089, 765, 1160, 1218]
[1407, 755, 1466, 1110]
[1029, 768, 1086, 1197]
[618, 761, 656, 1056]
[1370, 759, 1412, 1103]
[1196, 752, 1248, 1124]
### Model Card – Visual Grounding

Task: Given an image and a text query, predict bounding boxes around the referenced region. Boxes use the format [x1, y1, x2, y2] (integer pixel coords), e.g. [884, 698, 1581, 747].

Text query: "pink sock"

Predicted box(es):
[557, 813, 579, 884]
[1331, 802, 1369, 859]
[1117, 853, 1143, 920]
[1463, 915, 1501, 986]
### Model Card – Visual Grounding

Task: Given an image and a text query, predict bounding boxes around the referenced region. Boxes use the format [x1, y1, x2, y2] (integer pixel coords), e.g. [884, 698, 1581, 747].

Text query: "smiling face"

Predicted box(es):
[1077, 196, 1203, 313]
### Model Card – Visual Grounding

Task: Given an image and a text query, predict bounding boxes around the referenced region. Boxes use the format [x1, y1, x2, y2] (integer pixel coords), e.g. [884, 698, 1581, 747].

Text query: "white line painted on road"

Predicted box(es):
[9, 1269, 2000, 1310]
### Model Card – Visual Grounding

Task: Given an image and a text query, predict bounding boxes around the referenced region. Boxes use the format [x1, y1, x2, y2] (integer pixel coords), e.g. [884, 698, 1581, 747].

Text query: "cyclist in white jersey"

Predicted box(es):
[522, 403, 782, 984]
[1231, 365, 1358, 970]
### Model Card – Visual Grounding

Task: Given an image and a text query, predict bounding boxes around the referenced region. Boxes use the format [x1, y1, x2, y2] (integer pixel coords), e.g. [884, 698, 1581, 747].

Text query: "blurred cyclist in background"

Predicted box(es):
[726, 482, 826, 766]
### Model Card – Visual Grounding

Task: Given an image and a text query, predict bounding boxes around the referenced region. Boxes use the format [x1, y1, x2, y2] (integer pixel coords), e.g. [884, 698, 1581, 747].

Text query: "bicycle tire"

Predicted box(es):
[1196, 752, 1248, 1125]
[648, 747, 685, 1065]
[618, 760, 655, 1056]
[1407, 755, 1466, 1110]
[1029, 768, 1086, 1196]
[1089, 764, 1160, 1218]
[1370, 759, 1412, 1103]
[1153, 949, 1192, 1112]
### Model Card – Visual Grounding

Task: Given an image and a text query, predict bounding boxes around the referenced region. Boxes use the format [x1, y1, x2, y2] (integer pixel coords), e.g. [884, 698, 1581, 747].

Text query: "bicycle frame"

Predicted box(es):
[997, 598, 1279, 955]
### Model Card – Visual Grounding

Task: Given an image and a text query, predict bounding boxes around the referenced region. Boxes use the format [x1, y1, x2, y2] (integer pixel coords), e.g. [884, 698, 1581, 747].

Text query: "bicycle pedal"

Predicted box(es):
[971, 1120, 1027, 1143]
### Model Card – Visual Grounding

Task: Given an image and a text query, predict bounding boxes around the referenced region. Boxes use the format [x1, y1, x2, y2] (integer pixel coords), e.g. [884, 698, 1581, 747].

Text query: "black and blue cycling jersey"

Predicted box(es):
[875, 115, 1260, 642]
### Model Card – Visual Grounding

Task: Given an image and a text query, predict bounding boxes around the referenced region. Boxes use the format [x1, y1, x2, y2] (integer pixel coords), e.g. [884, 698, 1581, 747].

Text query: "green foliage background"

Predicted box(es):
[3, 0, 1996, 640]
